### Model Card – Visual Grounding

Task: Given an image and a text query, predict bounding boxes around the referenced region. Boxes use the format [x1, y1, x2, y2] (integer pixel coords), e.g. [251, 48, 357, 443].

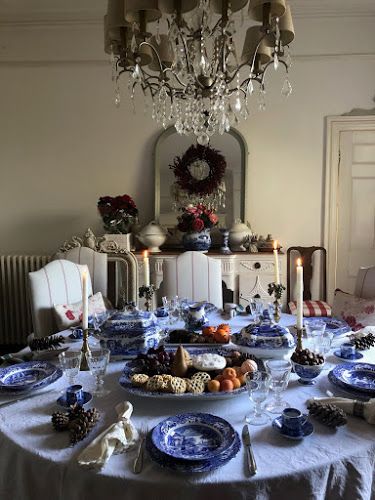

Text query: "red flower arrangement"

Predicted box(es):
[177, 204, 219, 233]
[97, 194, 138, 234]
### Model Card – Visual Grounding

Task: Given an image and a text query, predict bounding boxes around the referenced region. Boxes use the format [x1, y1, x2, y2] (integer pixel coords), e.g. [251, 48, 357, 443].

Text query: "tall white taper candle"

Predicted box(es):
[273, 240, 280, 285]
[82, 269, 89, 330]
[296, 258, 304, 330]
[143, 250, 150, 287]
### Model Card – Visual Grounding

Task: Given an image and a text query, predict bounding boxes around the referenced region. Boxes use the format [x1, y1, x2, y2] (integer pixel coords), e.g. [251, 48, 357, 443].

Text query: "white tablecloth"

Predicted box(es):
[0, 314, 374, 500]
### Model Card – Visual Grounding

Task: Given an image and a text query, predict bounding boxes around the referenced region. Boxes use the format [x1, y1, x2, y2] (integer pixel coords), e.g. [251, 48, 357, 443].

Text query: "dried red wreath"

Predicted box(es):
[170, 144, 227, 196]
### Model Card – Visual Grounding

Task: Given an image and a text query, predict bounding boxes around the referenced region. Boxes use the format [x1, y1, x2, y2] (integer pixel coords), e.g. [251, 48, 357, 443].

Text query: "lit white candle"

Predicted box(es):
[143, 250, 150, 287]
[82, 269, 89, 330]
[273, 240, 280, 285]
[296, 258, 304, 330]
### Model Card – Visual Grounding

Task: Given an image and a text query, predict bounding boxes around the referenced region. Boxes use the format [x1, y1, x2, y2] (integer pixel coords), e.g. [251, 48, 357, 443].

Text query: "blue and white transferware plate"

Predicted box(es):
[57, 391, 93, 409]
[272, 416, 313, 440]
[313, 317, 351, 337]
[151, 413, 236, 461]
[327, 371, 370, 400]
[329, 363, 375, 395]
[119, 347, 247, 400]
[146, 430, 241, 473]
[0, 361, 62, 393]
[333, 350, 363, 361]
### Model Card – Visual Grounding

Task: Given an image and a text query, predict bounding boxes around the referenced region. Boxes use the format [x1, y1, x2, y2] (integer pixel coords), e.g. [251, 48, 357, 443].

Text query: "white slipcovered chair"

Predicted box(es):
[29, 260, 92, 338]
[55, 247, 107, 297]
[163, 251, 223, 309]
[355, 266, 375, 299]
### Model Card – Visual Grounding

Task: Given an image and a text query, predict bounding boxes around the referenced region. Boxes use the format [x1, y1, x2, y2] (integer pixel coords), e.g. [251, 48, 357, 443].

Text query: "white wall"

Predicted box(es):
[0, 15, 374, 255]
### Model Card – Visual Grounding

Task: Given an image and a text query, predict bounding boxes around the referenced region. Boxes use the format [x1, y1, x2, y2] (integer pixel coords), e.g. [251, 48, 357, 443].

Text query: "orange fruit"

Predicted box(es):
[217, 323, 231, 333]
[232, 378, 241, 390]
[202, 326, 216, 337]
[222, 367, 237, 380]
[220, 379, 234, 392]
[215, 374, 224, 383]
[207, 380, 221, 392]
[214, 329, 230, 343]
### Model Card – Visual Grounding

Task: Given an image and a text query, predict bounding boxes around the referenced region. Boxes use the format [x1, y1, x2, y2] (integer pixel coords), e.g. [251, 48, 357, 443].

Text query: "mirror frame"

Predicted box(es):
[154, 126, 248, 224]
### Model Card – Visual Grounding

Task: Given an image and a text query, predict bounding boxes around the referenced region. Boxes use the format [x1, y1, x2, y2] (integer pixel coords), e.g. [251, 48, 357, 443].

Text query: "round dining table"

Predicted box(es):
[0, 313, 374, 500]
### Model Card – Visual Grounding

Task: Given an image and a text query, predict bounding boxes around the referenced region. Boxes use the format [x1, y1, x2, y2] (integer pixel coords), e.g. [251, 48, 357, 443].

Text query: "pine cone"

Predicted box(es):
[68, 404, 87, 421]
[307, 402, 347, 428]
[350, 333, 375, 351]
[51, 411, 70, 431]
[69, 408, 100, 445]
[29, 335, 64, 352]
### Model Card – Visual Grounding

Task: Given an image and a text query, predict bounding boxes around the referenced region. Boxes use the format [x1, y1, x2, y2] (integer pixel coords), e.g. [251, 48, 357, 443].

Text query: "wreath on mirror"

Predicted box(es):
[170, 144, 227, 196]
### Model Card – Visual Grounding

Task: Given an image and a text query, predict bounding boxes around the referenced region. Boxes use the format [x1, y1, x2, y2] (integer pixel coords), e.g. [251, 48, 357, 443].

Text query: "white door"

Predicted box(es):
[327, 120, 375, 296]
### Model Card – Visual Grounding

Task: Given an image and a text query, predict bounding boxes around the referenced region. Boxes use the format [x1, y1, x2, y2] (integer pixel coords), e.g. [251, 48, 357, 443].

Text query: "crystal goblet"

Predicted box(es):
[58, 351, 82, 387]
[265, 359, 292, 414]
[86, 348, 110, 397]
[245, 371, 271, 425]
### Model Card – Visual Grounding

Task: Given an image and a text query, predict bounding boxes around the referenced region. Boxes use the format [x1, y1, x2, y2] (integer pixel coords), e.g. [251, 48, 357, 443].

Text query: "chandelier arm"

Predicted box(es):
[163, 67, 188, 88]
[138, 41, 164, 75]
[260, 58, 288, 84]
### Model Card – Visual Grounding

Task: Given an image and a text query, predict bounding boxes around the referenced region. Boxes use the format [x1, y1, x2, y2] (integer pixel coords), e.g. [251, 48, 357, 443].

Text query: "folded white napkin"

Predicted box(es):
[307, 396, 375, 424]
[77, 401, 139, 469]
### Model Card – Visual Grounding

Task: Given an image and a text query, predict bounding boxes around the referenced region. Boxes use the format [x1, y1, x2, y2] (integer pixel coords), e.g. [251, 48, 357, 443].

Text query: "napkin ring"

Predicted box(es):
[353, 401, 364, 417]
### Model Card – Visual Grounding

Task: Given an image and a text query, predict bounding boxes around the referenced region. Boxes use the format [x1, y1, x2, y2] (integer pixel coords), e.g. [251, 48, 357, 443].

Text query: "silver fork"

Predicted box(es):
[133, 424, 148, 474]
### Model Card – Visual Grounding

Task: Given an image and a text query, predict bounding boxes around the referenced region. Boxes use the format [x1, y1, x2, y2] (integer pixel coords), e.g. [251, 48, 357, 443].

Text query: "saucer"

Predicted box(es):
[272, 416, 313, 440]
[333, 350, 363, 361]
[57, 391, 92, 408]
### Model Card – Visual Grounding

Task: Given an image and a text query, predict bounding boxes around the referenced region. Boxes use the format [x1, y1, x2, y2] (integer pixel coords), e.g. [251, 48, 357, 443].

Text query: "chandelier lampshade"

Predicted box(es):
[106, 0, 295, 143]
[158, 0, 199, 14]
[248, 0, 286, 23]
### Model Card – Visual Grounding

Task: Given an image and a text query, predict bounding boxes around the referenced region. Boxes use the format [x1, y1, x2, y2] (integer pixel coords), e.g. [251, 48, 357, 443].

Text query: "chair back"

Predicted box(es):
[354, 266, 375, 299]
[29, 260, 92, 338]
[55, 247, 107, 296]
[287, 246, 327, 305]
[163, 252, 223, 308]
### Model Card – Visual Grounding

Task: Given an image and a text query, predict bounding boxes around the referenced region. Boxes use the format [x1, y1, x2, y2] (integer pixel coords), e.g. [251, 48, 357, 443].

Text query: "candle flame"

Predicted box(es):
[297, 258, 302, 267]
[143, 250, 149, 258]
[273, 240, 278, 250]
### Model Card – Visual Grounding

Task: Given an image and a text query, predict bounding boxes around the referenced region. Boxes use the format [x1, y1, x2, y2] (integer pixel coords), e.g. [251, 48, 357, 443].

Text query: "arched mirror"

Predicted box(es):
[154, 127, 248, 228]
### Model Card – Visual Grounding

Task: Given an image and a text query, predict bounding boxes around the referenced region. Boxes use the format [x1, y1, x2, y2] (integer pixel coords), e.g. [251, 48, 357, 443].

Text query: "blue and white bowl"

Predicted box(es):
[329, 363, 375, 396]
[151, 413, 236, 461]
[293, 361, 325, 385]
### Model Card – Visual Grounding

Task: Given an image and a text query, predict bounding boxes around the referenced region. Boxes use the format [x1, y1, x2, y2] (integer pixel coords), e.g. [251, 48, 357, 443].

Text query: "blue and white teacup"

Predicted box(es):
[340, 342, 356, 359]
[281, 408, 307, 435]
[66, 384, 84, 406]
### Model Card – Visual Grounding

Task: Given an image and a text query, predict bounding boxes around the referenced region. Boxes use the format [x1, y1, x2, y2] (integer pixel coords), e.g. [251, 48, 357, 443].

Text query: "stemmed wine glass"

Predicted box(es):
[249, 298, 263, 324]
[58, 351, 82, 387]
[317, 330, 334, 370]
[245, 371, 271, 425]
[86, 348, 110, 397]
[265, 359, 292, 414]
[162, 296, 180, 325]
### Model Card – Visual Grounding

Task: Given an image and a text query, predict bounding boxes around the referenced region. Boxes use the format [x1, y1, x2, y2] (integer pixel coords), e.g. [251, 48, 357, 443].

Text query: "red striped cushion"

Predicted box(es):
[288, 300, 332, 317]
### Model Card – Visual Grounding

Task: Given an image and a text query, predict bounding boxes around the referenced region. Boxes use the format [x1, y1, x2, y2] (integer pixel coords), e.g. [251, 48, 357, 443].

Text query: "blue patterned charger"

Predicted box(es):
[0, 361, 62, 393]
[151, 413, 236, 461]
[329, 363, 375, 395]
[146, 429, 240, 473]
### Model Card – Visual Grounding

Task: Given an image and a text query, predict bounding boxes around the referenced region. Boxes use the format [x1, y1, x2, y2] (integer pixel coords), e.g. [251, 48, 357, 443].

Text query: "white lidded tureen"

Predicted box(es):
[229, 220, 252, 251]
[137, 221, 167, 253]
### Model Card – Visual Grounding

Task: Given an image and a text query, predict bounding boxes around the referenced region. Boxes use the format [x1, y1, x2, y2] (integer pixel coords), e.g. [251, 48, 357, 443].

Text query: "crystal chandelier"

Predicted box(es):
[105, 0, 295, 145]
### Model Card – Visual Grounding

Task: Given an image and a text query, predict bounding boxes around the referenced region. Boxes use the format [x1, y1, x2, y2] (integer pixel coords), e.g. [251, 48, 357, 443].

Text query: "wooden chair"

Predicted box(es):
[163, 251, 223, 309]
[287, 246, 327, 306]
[354, 266, 375, 299]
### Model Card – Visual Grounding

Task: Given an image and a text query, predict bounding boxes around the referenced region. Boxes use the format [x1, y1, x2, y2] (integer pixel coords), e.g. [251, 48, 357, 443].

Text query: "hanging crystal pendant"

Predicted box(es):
[286, 48, 293, 68]
[114, 88, 121, 108]
[247, 79, 254, 96]
[281, 77, 293, 97]
[156, 19, 161, 44]
[132, 63, 141, 81]
[274, 52, 279, 71]
[131, 33, 138, 53]
[234, 93, 242, 113]
[258, 87, 266, 111]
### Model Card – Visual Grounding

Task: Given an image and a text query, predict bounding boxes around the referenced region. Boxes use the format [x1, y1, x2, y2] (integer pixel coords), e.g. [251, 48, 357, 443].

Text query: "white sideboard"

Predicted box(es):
[135, 251, 286, 308]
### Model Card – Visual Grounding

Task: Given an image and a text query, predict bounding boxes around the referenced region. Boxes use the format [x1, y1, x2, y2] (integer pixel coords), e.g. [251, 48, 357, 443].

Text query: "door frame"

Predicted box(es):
[324, 115, 375, 302]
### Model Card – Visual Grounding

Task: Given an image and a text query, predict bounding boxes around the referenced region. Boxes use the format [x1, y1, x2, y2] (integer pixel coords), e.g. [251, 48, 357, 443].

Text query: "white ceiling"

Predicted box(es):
[0, 0, 374, 24]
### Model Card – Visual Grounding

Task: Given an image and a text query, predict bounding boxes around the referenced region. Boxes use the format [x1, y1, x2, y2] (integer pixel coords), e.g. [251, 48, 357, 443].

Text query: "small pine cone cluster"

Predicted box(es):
[350, 333, 375, 351]
[307, 402, 347, 428]
[51, 405, 100, 445]
[29, 335, 64, 352]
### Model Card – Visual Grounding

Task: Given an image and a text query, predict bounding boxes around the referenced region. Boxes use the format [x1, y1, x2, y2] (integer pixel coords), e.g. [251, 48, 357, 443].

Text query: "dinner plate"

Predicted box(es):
[146, 430, 241, 473]
[151, 413, 236, 461]
[312, 317, 351, 337]
[0, 361, 62, 393]
[327, 372, 370, 400]
[329, 363, 375, 395]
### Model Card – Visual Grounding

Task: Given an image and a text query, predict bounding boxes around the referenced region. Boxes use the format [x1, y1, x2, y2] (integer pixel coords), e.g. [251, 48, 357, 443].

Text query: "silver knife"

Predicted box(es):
[242, 424, 257, 475]
[133, 431, 147, 474]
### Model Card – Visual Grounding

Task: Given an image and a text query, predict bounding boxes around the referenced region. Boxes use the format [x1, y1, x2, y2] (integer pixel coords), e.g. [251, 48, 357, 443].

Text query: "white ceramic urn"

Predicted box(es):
[137, 221, 167, 253]
[229, 220, 252, 251]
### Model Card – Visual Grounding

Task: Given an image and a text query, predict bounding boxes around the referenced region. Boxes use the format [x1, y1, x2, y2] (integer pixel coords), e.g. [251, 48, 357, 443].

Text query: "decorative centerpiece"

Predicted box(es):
[177, 204, 218, 252]
[97, 194, 138, 250]
[139, 284, 156, 313]
[268, 283, 286, 323]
